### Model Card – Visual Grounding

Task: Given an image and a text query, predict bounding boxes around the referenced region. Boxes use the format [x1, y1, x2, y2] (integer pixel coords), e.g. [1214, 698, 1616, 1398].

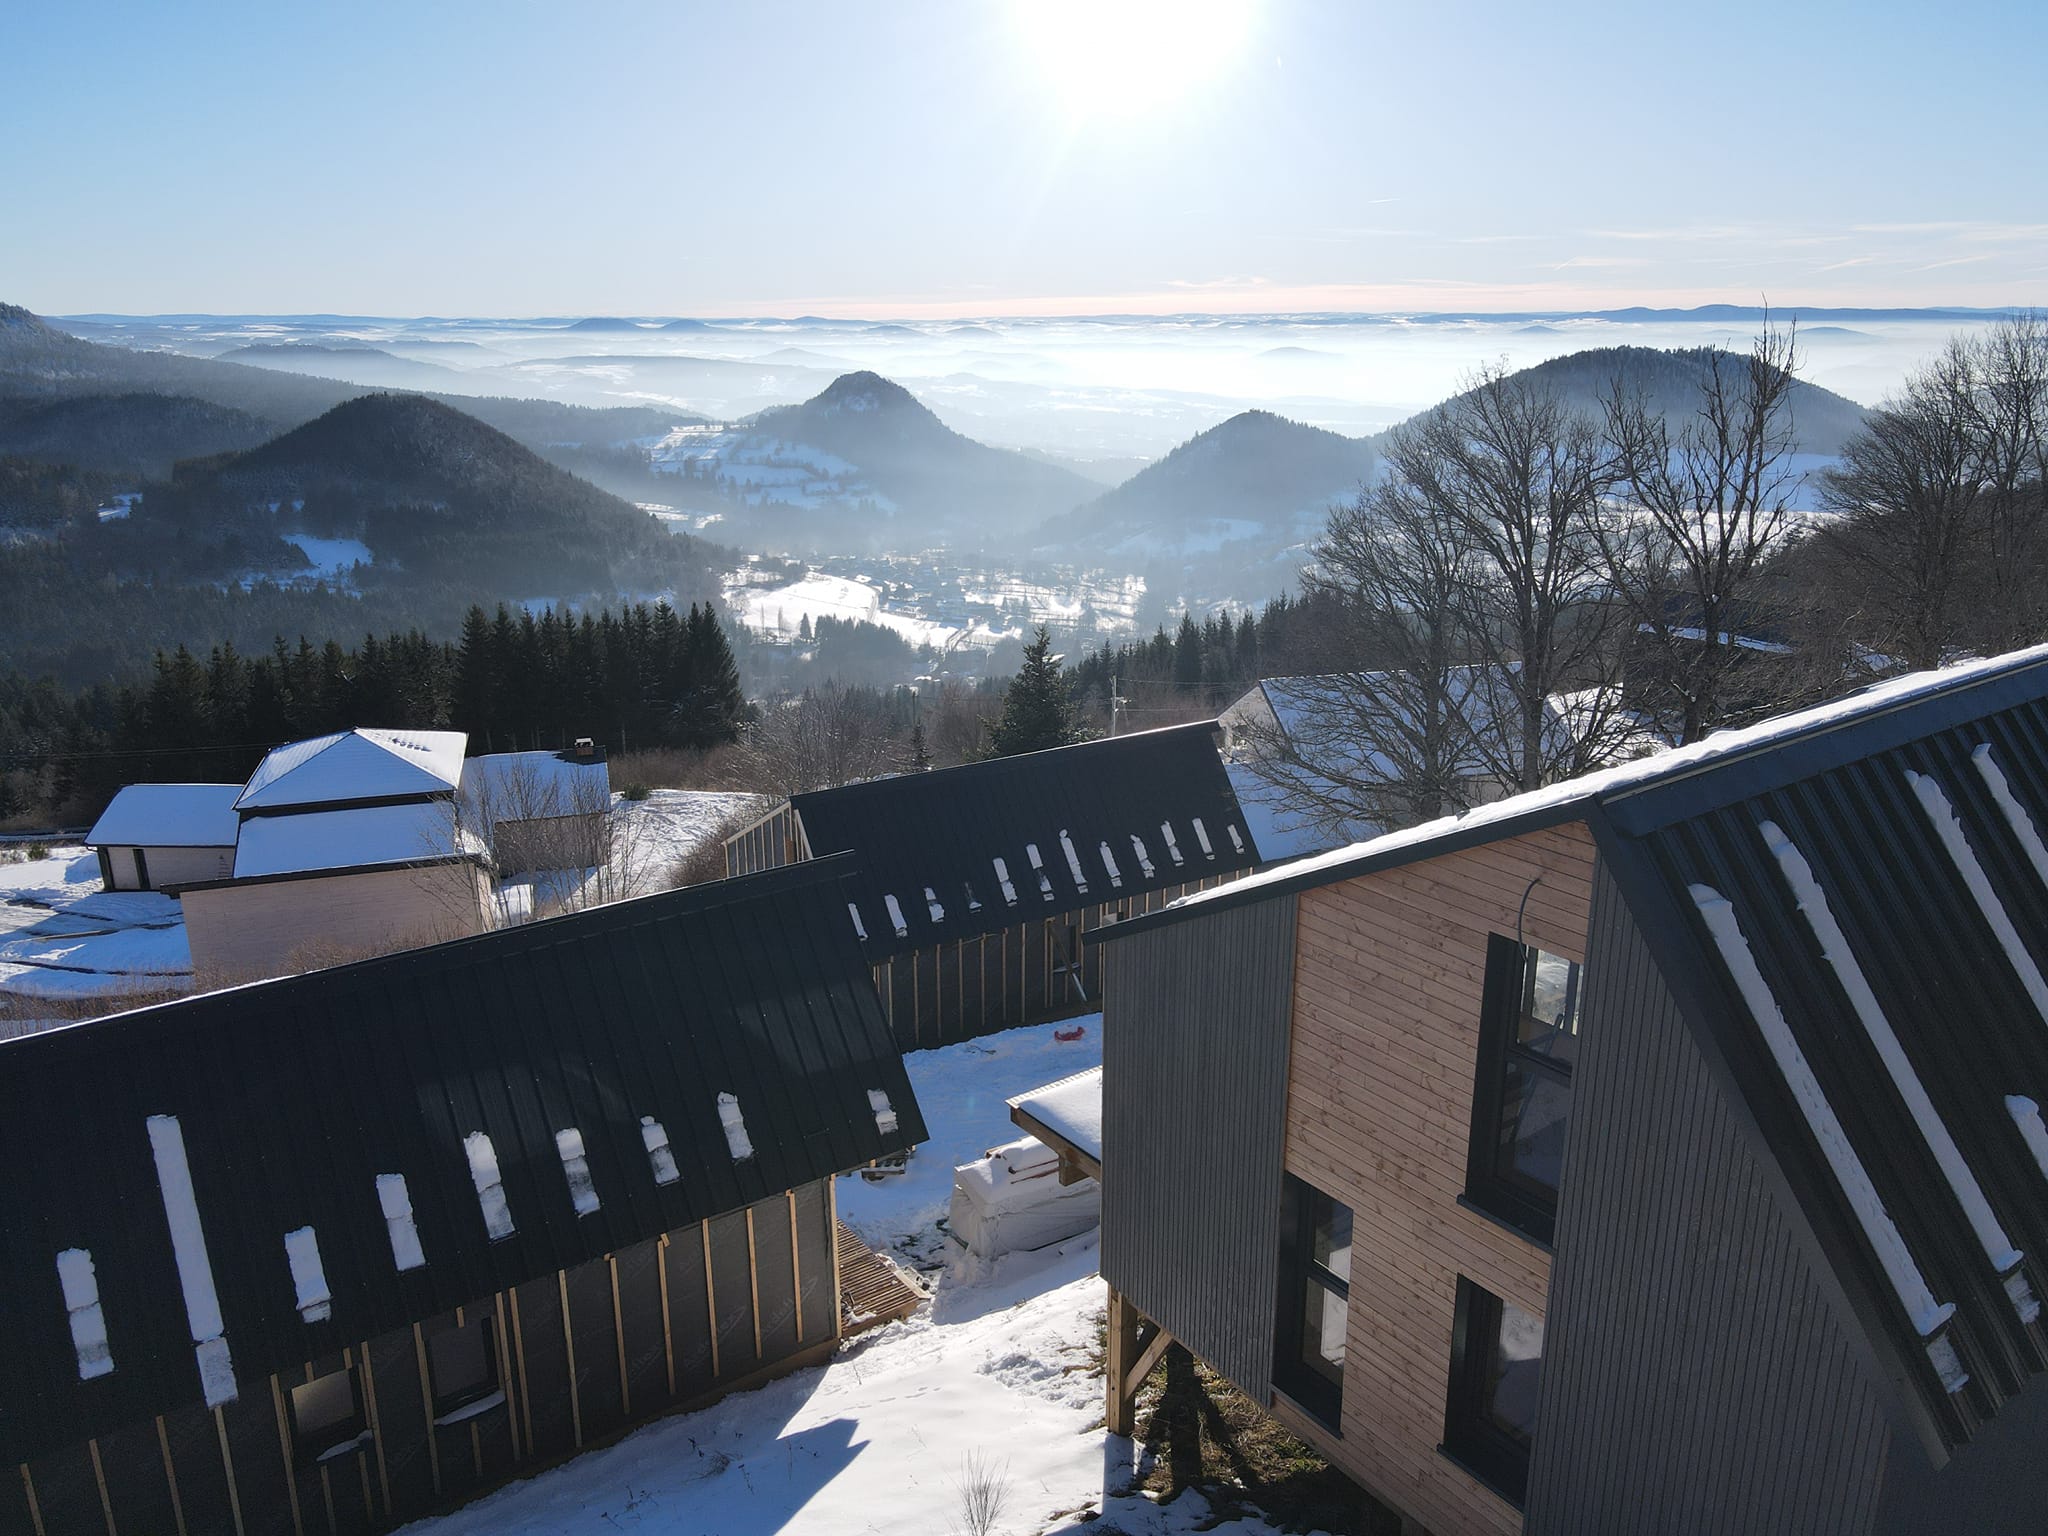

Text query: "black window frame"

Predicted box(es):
[1272, 1173, 1351, 1429]
[1442, 1277, 1543, 1508]
[426, 1313, 501, 1419]
[131, 848, 150, 889]
[287, 1366, 367, 1466]
[1464, 934, 1580, 1245]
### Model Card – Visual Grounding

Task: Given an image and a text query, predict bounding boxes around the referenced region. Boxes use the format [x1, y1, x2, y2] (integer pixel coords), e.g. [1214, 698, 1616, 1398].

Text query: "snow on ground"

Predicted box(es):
[839, 1018, 1103, 1271]
[613, 789, 771, 893]
[0, 847, 192, 1003]
[288, 536, 373, 575]
[403, 1017, 1316, 1536]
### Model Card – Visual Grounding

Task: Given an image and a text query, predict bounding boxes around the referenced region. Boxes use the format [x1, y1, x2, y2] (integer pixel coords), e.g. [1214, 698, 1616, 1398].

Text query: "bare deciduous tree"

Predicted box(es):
[1603, 319, 1807, 742]
[736, 683, 908, 794]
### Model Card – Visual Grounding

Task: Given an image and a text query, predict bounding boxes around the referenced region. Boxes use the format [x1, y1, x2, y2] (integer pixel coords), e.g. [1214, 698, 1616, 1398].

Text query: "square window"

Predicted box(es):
[288, 1368, 365, 1465]
[1465, 935, 1580, 1243]
[1444, 1278, 1545, 1507]
[1273, 1175, 1351, 1428]
[427, 1315, 500, 1418]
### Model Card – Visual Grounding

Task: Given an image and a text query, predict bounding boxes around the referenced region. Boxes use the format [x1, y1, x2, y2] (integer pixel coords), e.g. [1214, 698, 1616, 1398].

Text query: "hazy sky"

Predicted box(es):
[8, 0, 2044, 317]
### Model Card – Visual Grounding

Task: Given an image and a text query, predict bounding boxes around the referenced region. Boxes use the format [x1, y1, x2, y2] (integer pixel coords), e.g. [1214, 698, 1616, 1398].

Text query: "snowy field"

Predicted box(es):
[0, 846, 192, 1012]
[729, 571, 978, 652]
[402, 1018, 1323, 1536]
[614, 789, 770, 892]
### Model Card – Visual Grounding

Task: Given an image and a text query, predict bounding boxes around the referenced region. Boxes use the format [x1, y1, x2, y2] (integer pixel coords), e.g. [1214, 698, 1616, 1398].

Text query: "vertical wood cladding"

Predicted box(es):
[10, 1187, 840, 1536]
[1524, 862, 1891, 1536]
[1100, 895, 1299, 1399]
[1277, 822, 1595, 1536]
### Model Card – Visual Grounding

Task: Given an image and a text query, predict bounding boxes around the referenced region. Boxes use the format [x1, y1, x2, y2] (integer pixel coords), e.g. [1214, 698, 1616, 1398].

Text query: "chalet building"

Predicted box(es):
[457, 741, 611, 878]
[180, 730, 493, 984]
[84, 785, 240, 892]
[1098, 647, 2048, 1536]
[724, 723, 1262, 1049]
[0, 858, 925, 1536]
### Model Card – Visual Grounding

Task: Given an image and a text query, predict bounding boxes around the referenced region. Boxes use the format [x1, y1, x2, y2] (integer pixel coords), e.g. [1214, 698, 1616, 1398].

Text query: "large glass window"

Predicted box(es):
[1273, 1174, 1351, 1427]
[1465, 935, 1580, 1243]
[1444, 1278, 1545, 1506]
[289, 1367, 366, 1465]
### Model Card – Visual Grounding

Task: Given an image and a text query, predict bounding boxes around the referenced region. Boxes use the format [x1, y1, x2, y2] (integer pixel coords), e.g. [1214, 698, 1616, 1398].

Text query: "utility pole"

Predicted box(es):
[1110, 672, 1122, 737]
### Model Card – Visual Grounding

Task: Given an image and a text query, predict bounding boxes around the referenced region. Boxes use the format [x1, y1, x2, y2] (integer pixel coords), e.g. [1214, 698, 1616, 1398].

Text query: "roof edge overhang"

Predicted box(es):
[1588, 811, 1955, 1468]
[182, 851, 487, 893]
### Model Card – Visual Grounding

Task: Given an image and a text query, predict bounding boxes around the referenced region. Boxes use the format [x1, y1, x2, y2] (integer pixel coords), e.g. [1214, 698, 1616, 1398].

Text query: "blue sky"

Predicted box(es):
[6, 0, 2043, 316]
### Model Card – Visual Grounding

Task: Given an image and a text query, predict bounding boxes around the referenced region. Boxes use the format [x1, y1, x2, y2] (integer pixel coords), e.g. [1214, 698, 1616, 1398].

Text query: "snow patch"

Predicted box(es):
[283, 1226, 333, 1323]
[868, 1089, 900, 1137]
[556, 1128, 601, 1216]
[884, 893, 909, 938]
[1099, 841, 1123, 888]
[56, 1248, 113, 1379]
[1160, 821, 1185, 866]
[146, 1113, 237, 1404]
[847, 903, 868, 942]
[1192, 817, 1214, 859]
[718, 1092, 756, 1161]
[993, 857, 1018, 905]
[924, 886, 945, 922]
[464, 1132, 516, 1240]
[377, 1174, 426, 1271]
[1059, 831, 1088, 893]
[641, 1116, 680, 1186]
[1129, 834, 1156, 878]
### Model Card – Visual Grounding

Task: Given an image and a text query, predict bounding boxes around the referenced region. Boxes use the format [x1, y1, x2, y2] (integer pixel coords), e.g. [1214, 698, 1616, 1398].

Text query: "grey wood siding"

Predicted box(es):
[1877, 1368, 2048, 1534]
[1100, 894, 1297, 1398]
[1524, 862, 1891, 1536]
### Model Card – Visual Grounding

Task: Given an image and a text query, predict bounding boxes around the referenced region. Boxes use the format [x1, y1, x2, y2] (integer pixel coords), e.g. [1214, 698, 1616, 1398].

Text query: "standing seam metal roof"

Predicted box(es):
[0, 855, 924, 1468]
[791, 723, 1261, 958]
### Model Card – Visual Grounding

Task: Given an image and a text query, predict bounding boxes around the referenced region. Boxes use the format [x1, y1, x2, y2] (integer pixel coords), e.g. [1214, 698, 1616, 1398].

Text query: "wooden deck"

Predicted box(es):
[836, 1221, 925, 1335]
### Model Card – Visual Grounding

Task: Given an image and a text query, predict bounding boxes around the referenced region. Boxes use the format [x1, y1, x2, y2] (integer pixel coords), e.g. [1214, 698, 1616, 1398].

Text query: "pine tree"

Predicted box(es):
[453, 605, 496, 749]
[910, 719, 931, 770]
[988, 627, 1077, 758]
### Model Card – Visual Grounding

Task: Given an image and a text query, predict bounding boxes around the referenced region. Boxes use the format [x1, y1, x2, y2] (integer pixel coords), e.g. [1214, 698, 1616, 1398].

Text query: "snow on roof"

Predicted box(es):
[86, 784, 241, 849]
[232, 801, 484, 879]
[458, 750, 611, 821]
[235, 728, 467, 811]
[1171, 644, 2048, 918]
[1008, 1066, 1104, 1166]
[1225, 760, 1378, 864]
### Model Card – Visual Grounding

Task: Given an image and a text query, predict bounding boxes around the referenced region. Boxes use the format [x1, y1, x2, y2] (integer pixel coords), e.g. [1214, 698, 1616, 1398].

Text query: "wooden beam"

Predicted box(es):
[657, 1236, 677, 1399]
[787, 1194, 804, 1344]
[745, 1208, 764, 1360]
[558, 1271, 584, 1448]
[1124, 1323, 1173, 1403]
[18, 1466, 43, 1536]
[154, 1418, 188, 1536]
[701, 1224, 720, 1379]
[87, 1439, 115, 1536]
[213, 1406, 246, 1536]
[1105, 1287, 1142, 1438]
[508, 1286, 535, 1460]
[412, 1323, 441, 1498]
[608, 1255, 631, 1420]
[357, 1339, 392, 1518]
[268, 1375, 305, 1536]
[828, 1180, 845, 1342]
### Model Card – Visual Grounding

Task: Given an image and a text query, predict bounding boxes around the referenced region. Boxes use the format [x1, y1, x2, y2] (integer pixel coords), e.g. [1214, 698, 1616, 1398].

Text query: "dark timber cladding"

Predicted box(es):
[1099, 894, 1297, 1398]
[1524, 864, 1890, 1535]
[0, 854, 926, 1474]
[790, 721, 1262, 959]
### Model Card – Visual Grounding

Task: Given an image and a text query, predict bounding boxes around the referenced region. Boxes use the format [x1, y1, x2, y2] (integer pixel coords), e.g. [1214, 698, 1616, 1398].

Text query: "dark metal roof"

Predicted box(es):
[0, 855, 925, 1467]
[1609, 687, 2048, 1452]
[792, 723, 1261, 958]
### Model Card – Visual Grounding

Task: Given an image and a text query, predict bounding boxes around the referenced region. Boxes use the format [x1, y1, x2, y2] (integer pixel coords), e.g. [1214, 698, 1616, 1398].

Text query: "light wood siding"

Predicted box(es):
[181, 863, 491, 986]
[99, 845, 233, 891]
[1523, 860, 1892, 1536]
[1276, 821, 1595, 1536]
[723, 804, 804, 878]
[1101, 895, 1299, 1397]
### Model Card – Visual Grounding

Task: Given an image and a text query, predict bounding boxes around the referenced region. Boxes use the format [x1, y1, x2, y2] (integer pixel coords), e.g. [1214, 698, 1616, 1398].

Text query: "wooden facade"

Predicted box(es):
[0, 1186, 844, 1536]
[1272, 823, 1594, 1535]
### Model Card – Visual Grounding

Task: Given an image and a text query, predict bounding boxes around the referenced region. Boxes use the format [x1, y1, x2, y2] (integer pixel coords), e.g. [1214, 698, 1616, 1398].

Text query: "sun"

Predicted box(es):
[1010, 0, 1257, 118]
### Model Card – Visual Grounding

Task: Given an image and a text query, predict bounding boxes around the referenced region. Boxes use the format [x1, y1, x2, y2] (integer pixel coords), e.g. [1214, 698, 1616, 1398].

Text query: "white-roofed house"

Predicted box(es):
[180, 728, 495, 985]
[84, 783, 242, 891]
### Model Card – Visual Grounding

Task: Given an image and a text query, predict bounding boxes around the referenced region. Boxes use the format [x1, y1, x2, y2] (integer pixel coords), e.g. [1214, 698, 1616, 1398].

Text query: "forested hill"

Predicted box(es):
[746, 371, 1096, 544]
[185, 393, 724, 597]
[1409, 345, 1868, 455]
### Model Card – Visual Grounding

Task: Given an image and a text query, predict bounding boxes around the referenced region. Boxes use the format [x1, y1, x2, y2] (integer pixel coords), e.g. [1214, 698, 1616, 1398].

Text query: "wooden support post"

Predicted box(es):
[828, 1179, 845, 1341]
[411, 1323, 441, 1498]
[358, 1341, 391, 1519]
[213, 1406, 246, 1536]
[155, 1417, 188, 1536]
[608, 1255, 631, 1419]
[1106, 1287, 1141, 1437]
[787, 1192, 804, 1343]
[87, 1439, 115, 1536]
[508, 1286, 535, 1459]
[657, 1236, 677, 1398]
[268, 1376, 306, 1536]
[558, 1271, 584, 1448]
[18, 1466, 43, 1536]
[701, 1224, 721, 1378]
[745, 1207, 764, 1360]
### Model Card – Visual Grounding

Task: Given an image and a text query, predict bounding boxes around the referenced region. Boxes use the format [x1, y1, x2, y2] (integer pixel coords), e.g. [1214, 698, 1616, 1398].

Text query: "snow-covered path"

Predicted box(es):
[400, 1020, 1317, 1536]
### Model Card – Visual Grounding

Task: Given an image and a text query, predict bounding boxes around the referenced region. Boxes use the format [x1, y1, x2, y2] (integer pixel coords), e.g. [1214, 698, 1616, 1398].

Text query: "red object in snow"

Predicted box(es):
[1053, 1023, 1087, 1042]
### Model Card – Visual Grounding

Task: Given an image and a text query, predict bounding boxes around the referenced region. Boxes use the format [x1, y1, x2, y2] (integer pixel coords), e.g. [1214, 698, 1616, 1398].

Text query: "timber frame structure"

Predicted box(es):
[0, 857, 927, 1536]
[1096, 647, 2048, 1536]
[723, 723, 1264, 1050]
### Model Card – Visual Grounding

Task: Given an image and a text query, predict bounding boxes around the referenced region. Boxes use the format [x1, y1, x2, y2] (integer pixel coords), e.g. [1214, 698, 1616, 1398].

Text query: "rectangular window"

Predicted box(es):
[1273, 1174, 1351, 1428]
[1465, 935, 1579, 1244]
[288, 1367, 366, 1464]
[1444, 1278, 1545, 1507]
[427, 1315, 501, 1419]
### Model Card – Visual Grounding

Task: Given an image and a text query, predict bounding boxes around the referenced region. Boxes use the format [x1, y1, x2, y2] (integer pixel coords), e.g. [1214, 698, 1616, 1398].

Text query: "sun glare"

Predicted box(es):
[1011, 0, 1256, 118]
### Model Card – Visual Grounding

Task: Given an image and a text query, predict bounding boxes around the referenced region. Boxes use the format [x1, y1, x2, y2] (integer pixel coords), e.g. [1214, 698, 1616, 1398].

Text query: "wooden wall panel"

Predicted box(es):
[1280, 821, 1595, 1536]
